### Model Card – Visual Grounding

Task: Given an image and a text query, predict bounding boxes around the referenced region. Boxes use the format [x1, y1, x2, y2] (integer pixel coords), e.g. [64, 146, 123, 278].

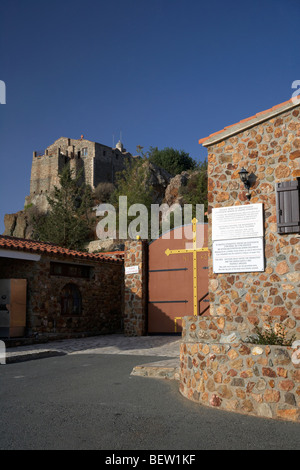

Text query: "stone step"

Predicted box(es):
[131, 359, 180, 380]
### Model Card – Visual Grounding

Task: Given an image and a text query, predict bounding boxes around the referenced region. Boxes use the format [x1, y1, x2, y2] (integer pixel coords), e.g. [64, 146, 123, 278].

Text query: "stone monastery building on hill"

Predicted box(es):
[27, 136, 133, 210]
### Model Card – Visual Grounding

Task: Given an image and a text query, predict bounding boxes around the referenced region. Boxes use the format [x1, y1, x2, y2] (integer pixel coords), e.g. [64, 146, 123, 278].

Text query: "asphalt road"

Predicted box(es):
[0, 353, 300, 451]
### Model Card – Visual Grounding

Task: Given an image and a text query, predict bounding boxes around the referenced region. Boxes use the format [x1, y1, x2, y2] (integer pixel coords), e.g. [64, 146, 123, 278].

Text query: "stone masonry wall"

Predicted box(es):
[94, 143, 132, 187]
[180, 316, 300, 422]
[0, 255, 124, 336]
[30, 138, 95, 196]
[207, 105, 300, 329]
[183, 314, 300, 344]
[29, 137, 133, 200]
[30, 152, 64, 195]
[123, 240, 148, 336]
[179, 103, 300, 423]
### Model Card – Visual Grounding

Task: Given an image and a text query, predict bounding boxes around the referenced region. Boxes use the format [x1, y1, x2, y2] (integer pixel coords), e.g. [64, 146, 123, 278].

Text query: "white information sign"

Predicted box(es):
[212, 204, 263, 241]
[213, 237, 264, 273]
[125, 265, 139, 275]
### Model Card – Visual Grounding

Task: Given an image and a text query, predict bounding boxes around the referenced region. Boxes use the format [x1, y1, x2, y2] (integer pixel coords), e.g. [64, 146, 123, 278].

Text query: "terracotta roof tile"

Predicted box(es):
[0, 235, 124, 263]
[198, 97, 299, 146]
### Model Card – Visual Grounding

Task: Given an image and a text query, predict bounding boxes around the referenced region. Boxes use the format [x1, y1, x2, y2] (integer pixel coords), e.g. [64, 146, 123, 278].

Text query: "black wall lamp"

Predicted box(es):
[238, 167, 252, 201]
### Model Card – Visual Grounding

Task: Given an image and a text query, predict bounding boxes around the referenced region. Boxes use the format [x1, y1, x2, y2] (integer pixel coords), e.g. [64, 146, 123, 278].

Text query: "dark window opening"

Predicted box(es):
[50, 262, 91, 279]
[61, 283, 82, 316]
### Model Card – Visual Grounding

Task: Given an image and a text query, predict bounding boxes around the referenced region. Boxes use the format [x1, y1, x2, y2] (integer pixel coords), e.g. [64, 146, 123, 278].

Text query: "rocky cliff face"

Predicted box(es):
[3, 211, 34, 239]
[164, 171, 190, 206]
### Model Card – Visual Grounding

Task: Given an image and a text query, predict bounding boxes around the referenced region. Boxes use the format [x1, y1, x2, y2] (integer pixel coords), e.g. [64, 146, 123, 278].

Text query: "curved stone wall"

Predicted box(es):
[180, 317, 300, 422]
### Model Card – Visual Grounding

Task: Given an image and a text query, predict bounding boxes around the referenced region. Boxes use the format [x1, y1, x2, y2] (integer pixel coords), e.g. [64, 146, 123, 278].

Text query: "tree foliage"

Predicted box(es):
[148, 146, 197, 176]
[111, 158, 154, 209]
[94, 182, 115, 203]
[109, 158, 154, 238]
[31, 166, 94, 250]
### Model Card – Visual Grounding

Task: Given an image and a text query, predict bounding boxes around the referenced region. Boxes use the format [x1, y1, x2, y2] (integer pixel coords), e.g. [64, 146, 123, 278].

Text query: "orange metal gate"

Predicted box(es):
[148, 221, 209, 334]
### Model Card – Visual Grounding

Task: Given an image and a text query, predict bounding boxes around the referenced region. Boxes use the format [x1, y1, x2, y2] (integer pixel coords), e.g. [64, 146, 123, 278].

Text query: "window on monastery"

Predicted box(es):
[82, 147, 88, 156]
[61, 283, 82, 316]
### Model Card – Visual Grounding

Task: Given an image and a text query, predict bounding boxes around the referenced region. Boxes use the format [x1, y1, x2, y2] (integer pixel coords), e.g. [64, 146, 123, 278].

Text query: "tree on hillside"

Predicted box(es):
[109, 158, 154, 239]
[94, 182, 115, 203]
[111, 158, 154, 208]
[31, 166, 94, 250]
[148, 146, 197, 176]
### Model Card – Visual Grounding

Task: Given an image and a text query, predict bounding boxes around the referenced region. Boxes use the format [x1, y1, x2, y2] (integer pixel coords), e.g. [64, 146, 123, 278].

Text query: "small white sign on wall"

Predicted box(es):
[125, 265, 139, 275]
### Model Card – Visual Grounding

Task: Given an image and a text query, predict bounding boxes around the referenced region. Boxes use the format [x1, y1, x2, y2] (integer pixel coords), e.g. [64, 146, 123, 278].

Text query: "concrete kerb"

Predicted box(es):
[6, 350, 67, 364]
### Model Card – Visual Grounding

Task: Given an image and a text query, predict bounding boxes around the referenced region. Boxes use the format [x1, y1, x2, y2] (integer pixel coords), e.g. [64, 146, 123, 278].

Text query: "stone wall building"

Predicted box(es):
[0, 235, 124, 337]
[201, 97, 300, 327]
[179, 97, 300, 422]
[26, 136, 134, 212]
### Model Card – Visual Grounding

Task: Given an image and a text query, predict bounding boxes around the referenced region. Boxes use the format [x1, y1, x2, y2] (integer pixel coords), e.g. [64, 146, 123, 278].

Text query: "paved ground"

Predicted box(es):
[2, 334, 300, 450]
[4, 334, 181, 379]
[2, 353, 300, 450]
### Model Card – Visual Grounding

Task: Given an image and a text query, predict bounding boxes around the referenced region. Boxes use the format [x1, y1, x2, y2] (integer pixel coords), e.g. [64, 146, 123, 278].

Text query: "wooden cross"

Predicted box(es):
[165, 218, 208, 317]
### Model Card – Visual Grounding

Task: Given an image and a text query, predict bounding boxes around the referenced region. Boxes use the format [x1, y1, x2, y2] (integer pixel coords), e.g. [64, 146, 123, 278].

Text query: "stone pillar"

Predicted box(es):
[123, 239, 148, 336]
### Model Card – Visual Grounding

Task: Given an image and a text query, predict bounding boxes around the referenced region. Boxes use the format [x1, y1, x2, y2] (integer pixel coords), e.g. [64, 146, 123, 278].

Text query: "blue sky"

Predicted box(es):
[0, 0, 300, 233]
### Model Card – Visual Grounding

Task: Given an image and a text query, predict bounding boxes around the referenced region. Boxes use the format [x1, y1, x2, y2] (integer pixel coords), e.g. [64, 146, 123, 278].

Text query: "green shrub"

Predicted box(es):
[247, 324, 296, 346]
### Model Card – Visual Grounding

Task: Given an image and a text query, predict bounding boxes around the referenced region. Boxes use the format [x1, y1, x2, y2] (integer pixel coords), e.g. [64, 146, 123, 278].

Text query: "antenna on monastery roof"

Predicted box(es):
[113, 134, 115, 148]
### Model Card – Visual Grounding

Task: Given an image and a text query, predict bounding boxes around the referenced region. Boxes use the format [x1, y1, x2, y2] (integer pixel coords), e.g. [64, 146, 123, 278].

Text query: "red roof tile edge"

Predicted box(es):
[0, 235, 124, 263]
[198, 96, 299, 146]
